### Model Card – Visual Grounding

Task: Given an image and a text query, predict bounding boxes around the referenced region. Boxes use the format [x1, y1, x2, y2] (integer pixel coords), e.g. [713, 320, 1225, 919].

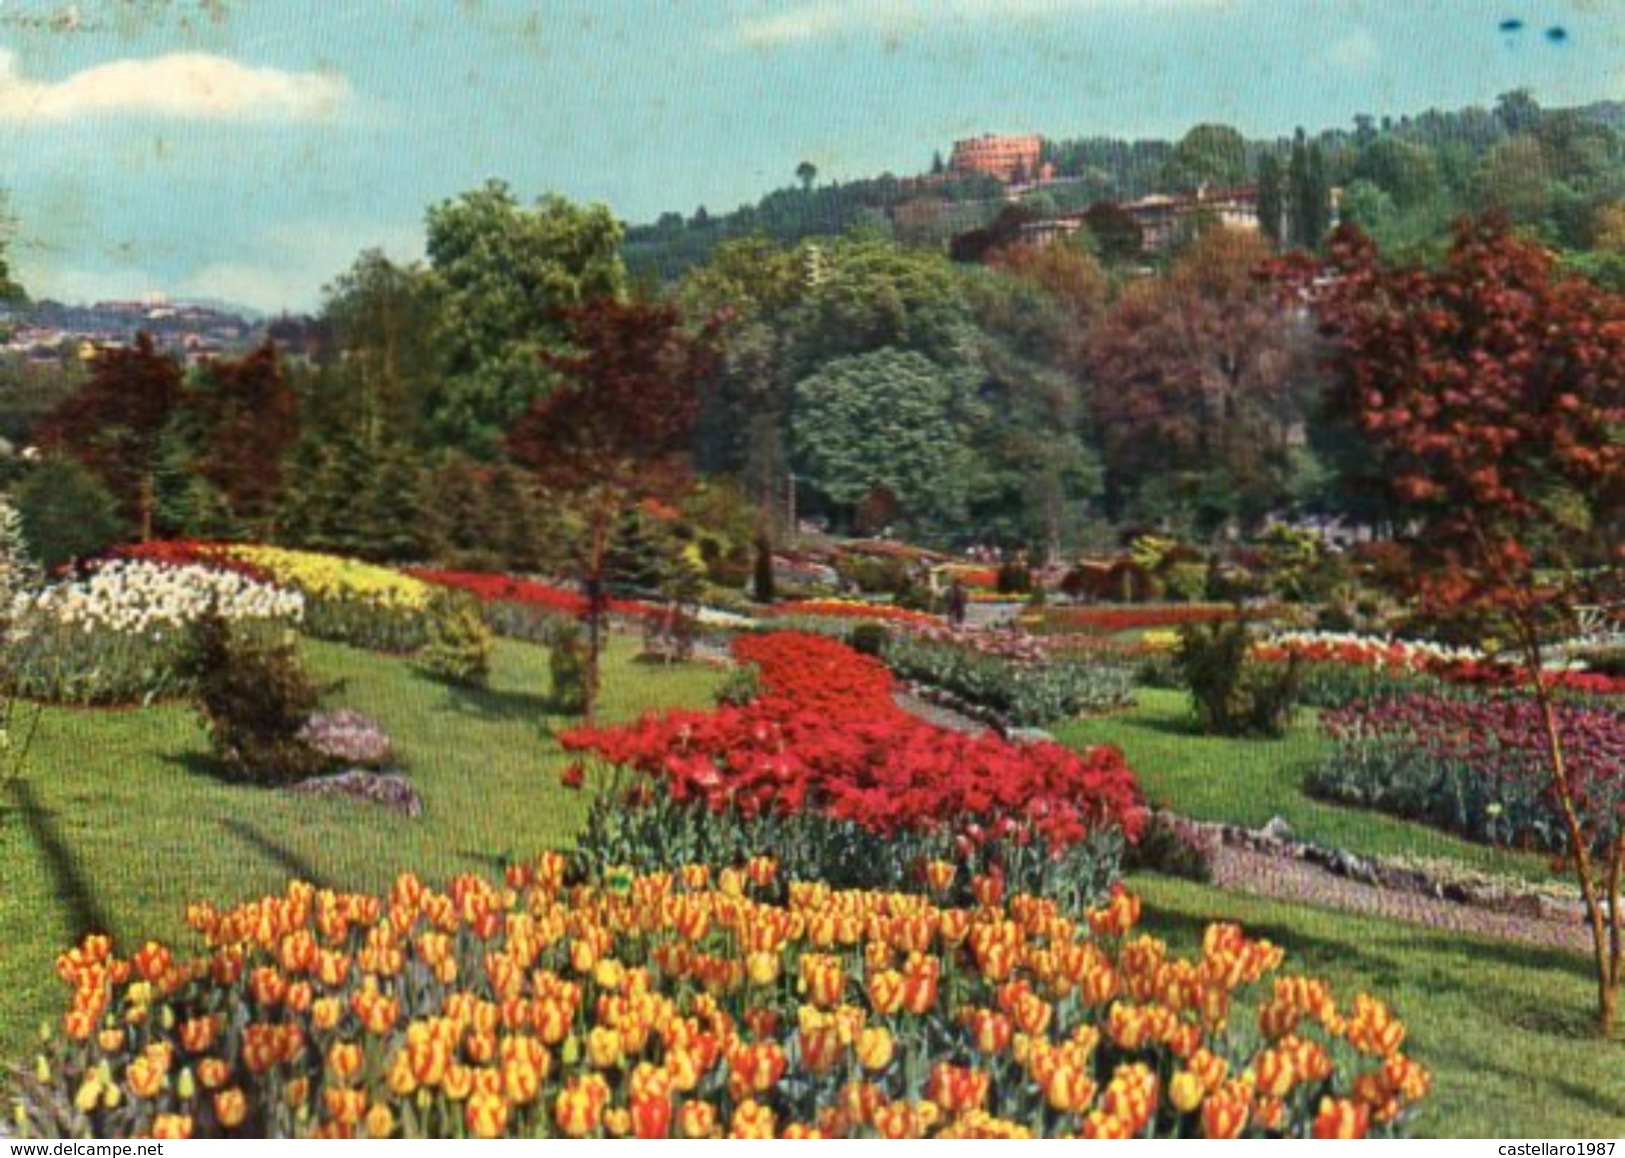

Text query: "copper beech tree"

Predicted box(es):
[39, 332, 181, 541]
[1297, 216, 1625, 1033]
[507, 298, 724, 719]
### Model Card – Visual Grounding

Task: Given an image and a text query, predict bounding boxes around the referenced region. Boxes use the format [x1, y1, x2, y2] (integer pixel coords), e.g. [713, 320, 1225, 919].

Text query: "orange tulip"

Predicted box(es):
[213, 1088, 249, 1130]
[1313, 1097, 1371, 1139]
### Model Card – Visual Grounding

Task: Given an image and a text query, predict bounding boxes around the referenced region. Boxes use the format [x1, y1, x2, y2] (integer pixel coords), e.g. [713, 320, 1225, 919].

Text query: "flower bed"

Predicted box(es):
[5, 561, 303, 705]
[1258, 632, 1625, 706]
[1041, 605, 1249, 637]
[1312, 693, 1625, 855]
[13, 861, 1428, 1139]
[220, 546, 434, 653]
[562, 632, 1144, 905]
[770, 599, 939, 627]
[883, 629, 1135, 729]
[407, 568, 663, 643]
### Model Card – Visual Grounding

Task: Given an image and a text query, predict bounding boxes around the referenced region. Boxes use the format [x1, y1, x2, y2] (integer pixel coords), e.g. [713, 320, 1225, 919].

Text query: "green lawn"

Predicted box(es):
[1056, 688, 1560, 882]
[5, 642, 1619, 1137]
[1133, 874, 1625, 1137]
[0, 634, 722, 1063]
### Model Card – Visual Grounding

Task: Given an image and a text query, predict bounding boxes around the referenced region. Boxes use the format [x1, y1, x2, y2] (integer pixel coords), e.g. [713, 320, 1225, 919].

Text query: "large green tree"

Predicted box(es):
[792, 347, 978, 532]
[319, 249, 438, 448]
[425, 181, 627, 454]
[1164, 123, 1250, 192]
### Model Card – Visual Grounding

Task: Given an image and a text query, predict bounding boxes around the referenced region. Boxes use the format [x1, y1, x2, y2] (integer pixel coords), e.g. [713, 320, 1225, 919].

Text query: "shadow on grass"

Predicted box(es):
[220, 818, 334, 891]
[3, 779, 115, 942]
[441, 683, 561, 723]
[1142, 874, 1599, 1007]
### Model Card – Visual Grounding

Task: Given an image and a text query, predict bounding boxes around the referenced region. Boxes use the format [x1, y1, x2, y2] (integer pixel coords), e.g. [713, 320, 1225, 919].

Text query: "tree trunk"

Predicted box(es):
[139, 474, 154, 543]
[582, 513, 610, 724]
[1525, 631, 1618, 1036]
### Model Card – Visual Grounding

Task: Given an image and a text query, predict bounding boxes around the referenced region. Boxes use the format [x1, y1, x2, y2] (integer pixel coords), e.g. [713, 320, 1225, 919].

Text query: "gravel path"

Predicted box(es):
[1208, 844, 1593, 955]
[892, 691, 989, 735]
[890, 688, 1596, 955]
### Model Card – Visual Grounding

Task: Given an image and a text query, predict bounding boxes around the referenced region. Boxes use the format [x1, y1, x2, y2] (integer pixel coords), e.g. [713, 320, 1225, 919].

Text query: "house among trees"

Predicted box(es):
[1019, 186, 1262, 254]
[948, 133, 1052, 186]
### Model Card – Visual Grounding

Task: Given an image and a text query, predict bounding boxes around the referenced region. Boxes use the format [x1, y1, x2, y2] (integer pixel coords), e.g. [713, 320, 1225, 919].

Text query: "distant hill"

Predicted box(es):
[622, 97, 1625, 282]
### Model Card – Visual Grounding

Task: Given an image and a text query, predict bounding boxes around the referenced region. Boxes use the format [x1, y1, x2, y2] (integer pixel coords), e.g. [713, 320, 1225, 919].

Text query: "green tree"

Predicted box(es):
[14, 457, 126, 569]
[1256, 152, 1286, 246]
[792, 348, 977, 531]
[1287, 129, 1332, 250]
[320, 249, 438, 449]
[1164, 123, 1249, 192]
[425, 181, 627, 454]
[1350, 137, 1441, 209]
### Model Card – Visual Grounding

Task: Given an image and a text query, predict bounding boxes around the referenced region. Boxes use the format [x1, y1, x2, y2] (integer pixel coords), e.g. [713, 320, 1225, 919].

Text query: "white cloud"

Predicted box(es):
[730, 0, 1231, 48]
[0, 47, 349, 122]
[1323, 28, 1379, 75]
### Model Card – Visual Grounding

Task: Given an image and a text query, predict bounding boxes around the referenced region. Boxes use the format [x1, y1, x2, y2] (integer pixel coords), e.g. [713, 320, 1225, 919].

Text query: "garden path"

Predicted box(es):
[1208, 845, 1592, 956]
[888, 695, 1594, 957]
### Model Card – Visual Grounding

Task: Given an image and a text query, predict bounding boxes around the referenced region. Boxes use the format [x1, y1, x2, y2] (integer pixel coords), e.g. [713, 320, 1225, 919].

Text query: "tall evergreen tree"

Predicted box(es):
[1256, 152, 1286, 246]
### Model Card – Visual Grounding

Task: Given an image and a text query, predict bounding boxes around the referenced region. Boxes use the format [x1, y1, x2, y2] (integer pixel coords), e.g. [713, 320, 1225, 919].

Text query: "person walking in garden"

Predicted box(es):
[946, 577, 968, 627]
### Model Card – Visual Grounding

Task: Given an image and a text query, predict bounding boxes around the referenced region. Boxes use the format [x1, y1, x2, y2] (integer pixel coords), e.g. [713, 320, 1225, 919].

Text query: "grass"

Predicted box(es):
[0, 633, 722, 1064]
[5, 634, 1619, 1136]
[1055, 688, 1561, 882]
[1132, 874, 1625, 1137]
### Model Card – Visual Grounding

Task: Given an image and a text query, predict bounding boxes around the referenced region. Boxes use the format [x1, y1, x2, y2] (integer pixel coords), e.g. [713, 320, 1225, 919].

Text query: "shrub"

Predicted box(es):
[995, 559, 1032, 595]
[418, 592, 494, 688]
[848, 622, 891, 657]
[713, 661, 760, 707]
[835, 553, 909, 594]
[751, 535, 775, 603]
[547, 619, 590, 715]
[1122, 810, 1217, 882]
[14, 862, 1429, 1139]
[1162, 561, 1209, 604]
[13, 458, 126, 571]
[182, 611, 329, 785]
[1176, 621, 1300, 738]
[0, 495, 40, 622]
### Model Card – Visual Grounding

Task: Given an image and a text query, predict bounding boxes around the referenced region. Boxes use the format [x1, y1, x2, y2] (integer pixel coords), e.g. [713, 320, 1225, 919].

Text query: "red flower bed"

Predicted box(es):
[108, 540, 273, 584]
[562, 631, 1145, 849]
[1044, 604, 1246, 635]
[1432, 658, 1625, 698]
[771, 599, 939, 626]
[408, 568, 657, 619]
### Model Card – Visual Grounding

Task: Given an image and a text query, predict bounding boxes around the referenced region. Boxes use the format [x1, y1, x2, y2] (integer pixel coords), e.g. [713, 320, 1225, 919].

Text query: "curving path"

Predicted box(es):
[890, 690, 1595, 956]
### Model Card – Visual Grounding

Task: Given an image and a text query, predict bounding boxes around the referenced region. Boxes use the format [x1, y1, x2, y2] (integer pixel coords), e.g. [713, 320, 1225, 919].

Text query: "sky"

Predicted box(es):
[0, 0, 1617, 313]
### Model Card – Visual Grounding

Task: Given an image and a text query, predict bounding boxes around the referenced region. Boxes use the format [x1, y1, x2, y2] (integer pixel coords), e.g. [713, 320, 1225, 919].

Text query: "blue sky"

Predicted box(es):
[0, 0, 1617, 312]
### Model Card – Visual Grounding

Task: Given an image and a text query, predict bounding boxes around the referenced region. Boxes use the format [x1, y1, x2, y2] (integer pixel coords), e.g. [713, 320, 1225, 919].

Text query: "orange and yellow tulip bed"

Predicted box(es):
[13, 854, 1427, 1139]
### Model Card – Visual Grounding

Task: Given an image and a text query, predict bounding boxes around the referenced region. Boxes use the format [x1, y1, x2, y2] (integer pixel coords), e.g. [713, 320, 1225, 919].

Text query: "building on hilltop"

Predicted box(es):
[1017, 185, 1261, 255]
[948, 133, 1051, 186]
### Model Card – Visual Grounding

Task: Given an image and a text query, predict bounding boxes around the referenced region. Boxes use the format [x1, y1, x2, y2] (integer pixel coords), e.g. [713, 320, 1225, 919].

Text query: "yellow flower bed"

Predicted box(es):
[15, 859, 1428, 1139]
[223, 546, 431, 613]
[221, 546, 434, 652]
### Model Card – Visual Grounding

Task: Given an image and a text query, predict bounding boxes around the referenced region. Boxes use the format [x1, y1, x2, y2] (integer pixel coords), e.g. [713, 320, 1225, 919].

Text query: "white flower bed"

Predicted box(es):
[9, 560, 304, 640]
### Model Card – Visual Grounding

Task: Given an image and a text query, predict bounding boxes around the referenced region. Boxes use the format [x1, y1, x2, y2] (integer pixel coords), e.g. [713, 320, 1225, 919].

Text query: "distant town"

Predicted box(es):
[0, 294, 264, 365]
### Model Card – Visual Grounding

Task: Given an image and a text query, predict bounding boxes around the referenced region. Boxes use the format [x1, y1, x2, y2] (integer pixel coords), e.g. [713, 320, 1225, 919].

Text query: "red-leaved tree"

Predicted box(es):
[191, 342, 301, 530]
[507, 298, 723, 719]
[38, 332, 181, 541]
[1300, 215, 1625, 1034]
